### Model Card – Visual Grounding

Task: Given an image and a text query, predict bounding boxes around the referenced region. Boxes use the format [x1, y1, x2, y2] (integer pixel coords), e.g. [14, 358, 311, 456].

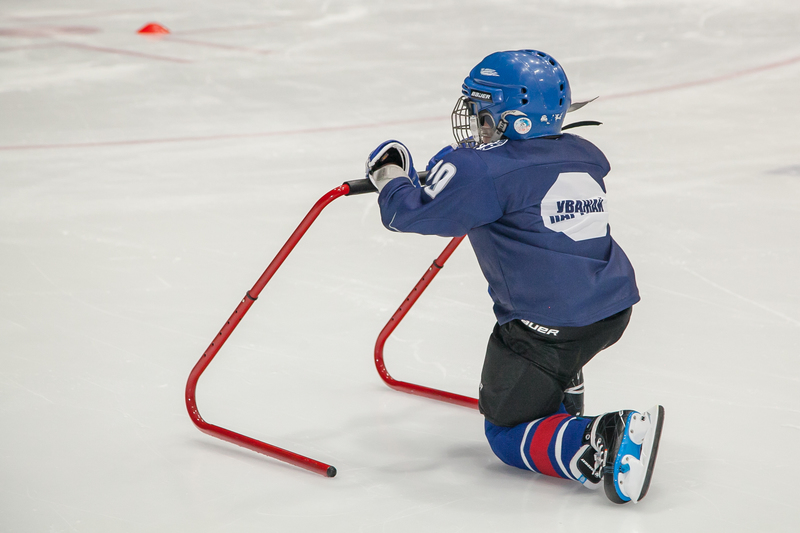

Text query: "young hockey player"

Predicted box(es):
[365, 50, 664, 504]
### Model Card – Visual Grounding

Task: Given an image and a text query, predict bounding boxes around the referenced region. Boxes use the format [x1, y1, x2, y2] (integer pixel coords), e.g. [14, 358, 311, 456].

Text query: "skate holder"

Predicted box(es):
[185, 175, 479, 477]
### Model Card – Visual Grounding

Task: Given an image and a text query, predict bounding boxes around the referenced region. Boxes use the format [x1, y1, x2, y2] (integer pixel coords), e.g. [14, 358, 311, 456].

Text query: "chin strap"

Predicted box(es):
[494, 110, 526, 140]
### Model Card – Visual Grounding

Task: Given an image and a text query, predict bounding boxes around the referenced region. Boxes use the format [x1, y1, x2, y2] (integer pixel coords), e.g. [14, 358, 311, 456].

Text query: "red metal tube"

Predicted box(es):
[374, 235, 479, 410]
[185, 184, 350, 477]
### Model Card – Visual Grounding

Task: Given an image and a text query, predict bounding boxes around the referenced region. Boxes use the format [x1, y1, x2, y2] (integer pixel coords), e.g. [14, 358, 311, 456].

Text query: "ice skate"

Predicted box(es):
[585, 405, 665, 504]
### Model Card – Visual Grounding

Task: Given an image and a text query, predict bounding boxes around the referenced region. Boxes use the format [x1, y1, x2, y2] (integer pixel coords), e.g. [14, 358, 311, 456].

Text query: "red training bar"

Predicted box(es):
[186, 179, 374, 477]
[374, 235, 480, 410]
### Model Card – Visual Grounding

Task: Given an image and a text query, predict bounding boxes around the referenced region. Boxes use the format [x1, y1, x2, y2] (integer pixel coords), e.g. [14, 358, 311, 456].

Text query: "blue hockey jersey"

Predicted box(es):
[377, 134, 639, 327]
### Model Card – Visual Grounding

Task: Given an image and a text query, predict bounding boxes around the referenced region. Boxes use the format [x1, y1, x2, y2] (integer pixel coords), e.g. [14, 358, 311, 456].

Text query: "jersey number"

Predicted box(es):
[424, 161, 457, 199]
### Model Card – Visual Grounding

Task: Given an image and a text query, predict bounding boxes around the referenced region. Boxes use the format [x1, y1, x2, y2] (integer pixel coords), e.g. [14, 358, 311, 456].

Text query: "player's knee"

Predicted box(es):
[484, 419, 527, 469]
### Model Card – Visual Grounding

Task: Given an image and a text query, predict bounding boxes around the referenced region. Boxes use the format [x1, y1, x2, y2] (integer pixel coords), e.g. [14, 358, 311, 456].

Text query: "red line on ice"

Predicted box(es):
[0, 40, 191, 63]
[2, 54, 798, 152]
[0, 43, 55, 53]
[166, 36, 272, 55]
[171, 23, 276, 36]
[6, 9, 157, 22]
[57, 41, 191, 63]
[603, 54, 800, 100]
[0, 117, 444, 152]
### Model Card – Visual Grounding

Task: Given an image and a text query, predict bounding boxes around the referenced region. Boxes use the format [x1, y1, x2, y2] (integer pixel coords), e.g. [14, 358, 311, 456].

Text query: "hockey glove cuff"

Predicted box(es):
[369, 164, 409, 193]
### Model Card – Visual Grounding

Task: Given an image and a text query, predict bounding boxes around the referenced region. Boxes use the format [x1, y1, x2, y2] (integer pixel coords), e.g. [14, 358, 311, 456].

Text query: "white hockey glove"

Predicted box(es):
[365, 140, 420, 193]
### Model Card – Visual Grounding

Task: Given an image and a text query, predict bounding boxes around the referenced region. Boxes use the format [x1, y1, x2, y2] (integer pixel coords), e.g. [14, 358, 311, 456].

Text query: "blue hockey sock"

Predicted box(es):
[485, 409, 592, 483]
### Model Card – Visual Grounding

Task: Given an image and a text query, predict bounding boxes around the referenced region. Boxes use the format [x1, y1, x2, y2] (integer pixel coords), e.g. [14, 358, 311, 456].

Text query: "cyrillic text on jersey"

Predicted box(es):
[542, 172, 609, 241]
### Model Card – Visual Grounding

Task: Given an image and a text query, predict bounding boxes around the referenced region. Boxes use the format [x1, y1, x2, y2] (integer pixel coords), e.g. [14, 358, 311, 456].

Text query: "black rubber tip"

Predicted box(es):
[326, 466, 337, 477]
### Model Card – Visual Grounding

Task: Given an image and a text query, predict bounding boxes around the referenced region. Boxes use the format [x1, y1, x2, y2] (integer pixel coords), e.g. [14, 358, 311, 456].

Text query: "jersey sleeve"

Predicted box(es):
[377, 150, 504, 237]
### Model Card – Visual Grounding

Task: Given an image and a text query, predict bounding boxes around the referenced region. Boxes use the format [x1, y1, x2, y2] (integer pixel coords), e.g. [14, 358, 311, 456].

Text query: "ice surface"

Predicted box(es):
[1, 1, 799, 531]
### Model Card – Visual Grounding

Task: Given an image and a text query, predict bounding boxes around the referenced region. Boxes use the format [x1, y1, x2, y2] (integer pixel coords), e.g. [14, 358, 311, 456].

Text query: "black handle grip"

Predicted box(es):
[344, 179, 377, 195]
[344, 170, 429, 196]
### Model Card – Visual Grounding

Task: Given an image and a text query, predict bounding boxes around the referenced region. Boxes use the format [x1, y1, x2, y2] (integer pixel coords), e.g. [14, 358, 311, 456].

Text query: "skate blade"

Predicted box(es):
[635, 404, 665, 502]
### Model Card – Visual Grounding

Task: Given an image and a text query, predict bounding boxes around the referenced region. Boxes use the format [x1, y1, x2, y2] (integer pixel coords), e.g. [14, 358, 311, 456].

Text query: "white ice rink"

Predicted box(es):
[2, 0, 799, 531]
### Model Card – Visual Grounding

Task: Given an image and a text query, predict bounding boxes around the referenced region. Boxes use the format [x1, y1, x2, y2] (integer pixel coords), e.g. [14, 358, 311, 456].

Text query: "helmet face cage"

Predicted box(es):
[451, 96, 501, 147]
[451, 96, 477, 147]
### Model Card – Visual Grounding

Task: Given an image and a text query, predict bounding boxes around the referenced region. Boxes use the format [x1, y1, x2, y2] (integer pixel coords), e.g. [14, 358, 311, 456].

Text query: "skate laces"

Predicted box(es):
[592, 449, 606, 479]
[588, 411, 625, 474]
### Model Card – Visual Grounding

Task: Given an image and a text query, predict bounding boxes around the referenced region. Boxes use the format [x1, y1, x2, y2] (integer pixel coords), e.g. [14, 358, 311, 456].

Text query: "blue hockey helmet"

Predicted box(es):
[452, 50, 572, 146]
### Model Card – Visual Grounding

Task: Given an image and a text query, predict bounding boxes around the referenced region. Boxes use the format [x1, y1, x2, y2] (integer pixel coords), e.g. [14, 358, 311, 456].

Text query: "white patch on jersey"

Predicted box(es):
[424, 161, 457, 199]
[541, 172, 609, 241]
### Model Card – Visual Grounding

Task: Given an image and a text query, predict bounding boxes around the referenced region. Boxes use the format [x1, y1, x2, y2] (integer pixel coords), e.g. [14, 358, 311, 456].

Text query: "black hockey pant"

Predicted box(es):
[478, 307, 632, 427]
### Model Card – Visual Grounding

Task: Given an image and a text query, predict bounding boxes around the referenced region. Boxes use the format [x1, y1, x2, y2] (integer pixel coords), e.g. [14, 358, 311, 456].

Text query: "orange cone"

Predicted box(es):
[137, 23, 170, 35]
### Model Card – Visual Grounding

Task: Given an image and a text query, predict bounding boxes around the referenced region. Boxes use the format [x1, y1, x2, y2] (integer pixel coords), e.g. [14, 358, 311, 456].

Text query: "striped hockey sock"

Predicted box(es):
[484, 412, 598, 487]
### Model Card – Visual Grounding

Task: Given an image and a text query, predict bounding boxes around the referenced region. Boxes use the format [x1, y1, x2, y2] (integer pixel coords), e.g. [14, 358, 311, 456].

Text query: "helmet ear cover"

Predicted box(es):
[496, 110, 526, 135]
